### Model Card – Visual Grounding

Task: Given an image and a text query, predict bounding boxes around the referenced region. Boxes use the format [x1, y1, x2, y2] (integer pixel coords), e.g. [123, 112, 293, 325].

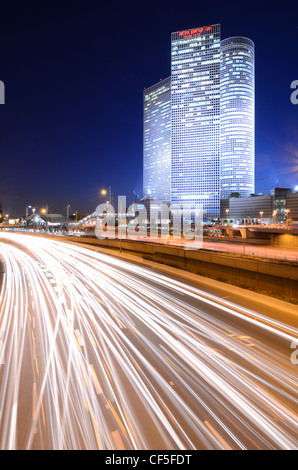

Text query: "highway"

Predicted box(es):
[0, 232, 297, 450]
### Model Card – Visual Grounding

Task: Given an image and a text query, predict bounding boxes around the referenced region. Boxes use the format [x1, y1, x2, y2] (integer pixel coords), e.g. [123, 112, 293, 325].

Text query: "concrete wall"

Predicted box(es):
[271, 233, 298, 248]
[68, 236, 298, 304]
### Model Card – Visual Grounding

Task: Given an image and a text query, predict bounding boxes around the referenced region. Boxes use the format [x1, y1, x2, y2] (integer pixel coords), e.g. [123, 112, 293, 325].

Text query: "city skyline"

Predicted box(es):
[0, 1, 298, 216]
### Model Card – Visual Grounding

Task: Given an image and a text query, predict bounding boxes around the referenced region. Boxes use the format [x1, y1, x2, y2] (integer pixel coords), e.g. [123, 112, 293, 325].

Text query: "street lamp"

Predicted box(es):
[100, 187, 112, 205]
[26, 205, 32, 218]
[272, 210, 277, 224]
[225, 209, 229, 224]
[101, 186, 113, 221]
[260, 211, 264, 225]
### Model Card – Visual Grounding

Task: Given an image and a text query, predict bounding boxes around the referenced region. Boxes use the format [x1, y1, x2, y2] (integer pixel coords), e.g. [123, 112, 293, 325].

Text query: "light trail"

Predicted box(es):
[0, 232, 297, 450]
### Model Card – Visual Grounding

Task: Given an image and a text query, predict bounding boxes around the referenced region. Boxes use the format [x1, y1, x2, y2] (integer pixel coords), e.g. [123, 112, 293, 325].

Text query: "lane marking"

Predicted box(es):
[111, 430, 126, 450]
[74, 329, 84, 347]
[88, 364, 103, 395]
[32, 382, 36, 420]
[204, 420, 231, 450]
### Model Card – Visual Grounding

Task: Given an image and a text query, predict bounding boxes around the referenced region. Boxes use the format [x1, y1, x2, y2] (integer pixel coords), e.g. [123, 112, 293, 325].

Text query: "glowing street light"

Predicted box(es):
[100, 187, 113, 217]
[100, 187, 112, 205]
[272, 210, 277, 224]
[26, 205, 32, 218]
[260, 211, 264, 224]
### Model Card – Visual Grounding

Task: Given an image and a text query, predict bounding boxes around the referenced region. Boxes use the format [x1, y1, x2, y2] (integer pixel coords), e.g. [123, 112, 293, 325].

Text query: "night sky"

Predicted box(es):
[0, 0, 298, 217]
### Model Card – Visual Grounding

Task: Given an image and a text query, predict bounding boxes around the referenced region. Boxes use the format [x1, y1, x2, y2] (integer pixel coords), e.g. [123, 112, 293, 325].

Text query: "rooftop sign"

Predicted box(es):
[178, 26, 213, 39]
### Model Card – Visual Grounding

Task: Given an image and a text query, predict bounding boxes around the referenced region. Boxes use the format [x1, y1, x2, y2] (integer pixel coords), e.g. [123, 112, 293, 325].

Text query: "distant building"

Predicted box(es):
[220, 188, 298, 223]
[27, 213, 72, 230]
[143, 77, 171, 201]
[270, 187, 292, 223]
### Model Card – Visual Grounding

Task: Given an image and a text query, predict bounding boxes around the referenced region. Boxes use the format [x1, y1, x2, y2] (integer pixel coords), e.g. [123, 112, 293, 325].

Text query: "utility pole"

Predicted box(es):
[76, 211, 78, 241]
[243, 229, 246, 255]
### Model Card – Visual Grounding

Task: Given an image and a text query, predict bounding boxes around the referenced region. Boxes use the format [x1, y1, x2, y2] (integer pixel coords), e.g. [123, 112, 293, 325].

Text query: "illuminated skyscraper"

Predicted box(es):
[143, 77, 171, 201]
[171, 24, 221, 219]
[220, 37, 255, 199]
[143, 26, 255, 220]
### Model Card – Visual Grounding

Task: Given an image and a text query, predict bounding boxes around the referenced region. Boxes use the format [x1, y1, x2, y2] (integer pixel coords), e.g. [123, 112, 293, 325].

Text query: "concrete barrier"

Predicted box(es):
[1, 232, 298, 303]
[271, 233, 298, 248]
[61, 235, 298, 304]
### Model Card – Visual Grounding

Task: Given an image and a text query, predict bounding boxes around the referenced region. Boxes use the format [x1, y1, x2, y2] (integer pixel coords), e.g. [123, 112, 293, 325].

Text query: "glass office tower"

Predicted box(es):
[171, 24, 221, 220]
[143, 77, 171, 201]
[220, 37, 255, 199]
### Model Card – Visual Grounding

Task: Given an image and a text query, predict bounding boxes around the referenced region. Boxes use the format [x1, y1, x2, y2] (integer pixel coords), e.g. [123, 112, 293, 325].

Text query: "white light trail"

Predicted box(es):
[0, 232, 297, 450]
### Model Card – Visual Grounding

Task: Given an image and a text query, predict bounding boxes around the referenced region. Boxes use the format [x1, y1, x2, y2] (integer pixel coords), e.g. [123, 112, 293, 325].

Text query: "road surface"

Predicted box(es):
[0, 232, 297, 450]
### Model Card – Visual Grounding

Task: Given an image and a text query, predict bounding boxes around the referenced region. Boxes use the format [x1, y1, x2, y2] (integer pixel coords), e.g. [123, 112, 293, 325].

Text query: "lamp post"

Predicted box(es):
[26, 205, 32, 218]
[285, 209, 290, 222]
[101, 187, 114, 239]
[41, 208, 47, 233]
[101, 187, 112, 209]
[75, 211, 78, 240]
[272, 210, 277, 224]
[225, 209, 229, 224]
[260, 211, 263, 225]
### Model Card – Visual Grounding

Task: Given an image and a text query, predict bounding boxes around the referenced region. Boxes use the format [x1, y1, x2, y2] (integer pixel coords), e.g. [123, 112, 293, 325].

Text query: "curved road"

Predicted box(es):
[0, 233, 297, 450]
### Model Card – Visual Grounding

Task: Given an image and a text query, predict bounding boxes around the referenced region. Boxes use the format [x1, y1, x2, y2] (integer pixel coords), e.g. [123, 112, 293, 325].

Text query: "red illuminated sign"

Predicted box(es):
[178, 26, 213, 38]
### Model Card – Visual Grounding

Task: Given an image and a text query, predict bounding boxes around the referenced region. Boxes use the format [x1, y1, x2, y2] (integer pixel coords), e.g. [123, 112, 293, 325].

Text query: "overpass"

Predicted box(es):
[221, 225, 298, 247]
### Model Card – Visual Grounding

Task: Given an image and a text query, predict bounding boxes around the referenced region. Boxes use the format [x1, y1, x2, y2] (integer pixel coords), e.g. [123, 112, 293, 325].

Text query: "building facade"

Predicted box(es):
[143, 25, 255, 221]
[221, 195, 272, 223]
[220, 189, 298, 223]
[143, 77, 171, 201]
[220, 37, 255, 199]
[270, 187, 292, 223]
[170, 24, 221, 220]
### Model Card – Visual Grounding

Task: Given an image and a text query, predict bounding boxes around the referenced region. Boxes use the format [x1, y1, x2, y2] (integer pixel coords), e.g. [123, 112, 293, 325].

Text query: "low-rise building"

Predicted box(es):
[220, 188, 298, 224]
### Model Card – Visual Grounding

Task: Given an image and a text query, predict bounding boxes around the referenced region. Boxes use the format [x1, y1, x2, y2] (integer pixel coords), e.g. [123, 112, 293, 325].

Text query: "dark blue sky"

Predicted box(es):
[0, 0, 298, 216]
